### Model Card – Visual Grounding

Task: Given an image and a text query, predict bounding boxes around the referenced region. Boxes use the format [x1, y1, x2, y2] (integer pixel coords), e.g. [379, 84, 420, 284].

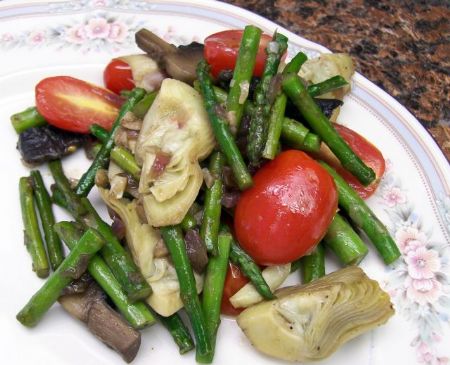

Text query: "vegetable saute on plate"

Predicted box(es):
[12, 25, 399, 363]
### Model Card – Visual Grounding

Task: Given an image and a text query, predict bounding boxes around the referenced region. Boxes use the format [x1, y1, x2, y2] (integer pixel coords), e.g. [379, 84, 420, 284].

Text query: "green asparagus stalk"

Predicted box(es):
[320, 162, 401, 264]
[16, 228, 104, 327]
[282, 73, 375, 186]
[181, 212, 198, 232]
[247, 32, 289, 166]
[160, 226, 212, 363]
[200, 152, 225, 255]
[300, 243, 325, 283]
[153, 311, 195, 354]
[282, 52, 308, 75]
[54, 221, 155, 329]
[262, 93, 288, 159]
[323, 213, 369, 265]
[201, 231, 232, 362]
[307, 75, 348, 98]
[226, 25, 262, 131]
[197, 60, 252, 190]
[131, 91, 157, 119]
[290, 258, 302, 273]
[281, 117, 322, 152]
[30, 170, 64, 270]
[11, 107, 46, 133]
[75, 87, 146, 197]
[19, 176, 49, 278]
[49, 160, 152, 302]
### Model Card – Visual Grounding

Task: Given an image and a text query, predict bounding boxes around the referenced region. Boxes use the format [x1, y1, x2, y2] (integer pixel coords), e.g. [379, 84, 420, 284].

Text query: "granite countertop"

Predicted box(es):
[223, 0, 450, 160]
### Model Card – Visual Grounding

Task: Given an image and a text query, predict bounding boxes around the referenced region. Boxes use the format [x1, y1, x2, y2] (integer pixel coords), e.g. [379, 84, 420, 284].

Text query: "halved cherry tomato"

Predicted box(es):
[35, 76, 123, 133]
[221, 263, 249, 316]
[103, 59, 135, 94]
[334, 124, 386, 199]
[234, 150, 338, 265]
[204, 30, 274, 78]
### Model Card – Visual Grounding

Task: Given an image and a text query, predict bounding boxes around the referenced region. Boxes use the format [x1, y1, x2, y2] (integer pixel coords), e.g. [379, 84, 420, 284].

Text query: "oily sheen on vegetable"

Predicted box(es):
[234, 150, 338, 265]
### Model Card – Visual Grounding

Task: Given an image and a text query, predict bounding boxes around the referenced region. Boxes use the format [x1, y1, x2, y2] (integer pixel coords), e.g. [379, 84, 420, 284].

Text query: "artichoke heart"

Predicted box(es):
[237, 266, 394, 362]
[98, 187, 204, 317]
[135, 78, 215, 227]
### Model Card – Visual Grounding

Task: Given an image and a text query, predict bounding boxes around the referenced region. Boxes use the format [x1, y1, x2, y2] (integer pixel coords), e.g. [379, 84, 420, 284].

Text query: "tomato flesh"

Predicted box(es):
[234, 150, 338, 265]
[204, 30, 273, 78]
[221, 263, 249, 316]
[103, 59, 135, 94]
[334, 124, 386, 199]
[35, 76, 123, 133]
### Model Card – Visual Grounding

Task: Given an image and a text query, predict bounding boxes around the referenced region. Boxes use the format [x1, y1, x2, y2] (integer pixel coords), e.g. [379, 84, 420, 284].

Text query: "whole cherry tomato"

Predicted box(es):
[234, 150, 338, 265]
[334, 124, 386, 199]
[35, 76, 123, 133]
[103, 59, 135, 95]
[204, 30, 275, 78]
[221, 263, 249, 316]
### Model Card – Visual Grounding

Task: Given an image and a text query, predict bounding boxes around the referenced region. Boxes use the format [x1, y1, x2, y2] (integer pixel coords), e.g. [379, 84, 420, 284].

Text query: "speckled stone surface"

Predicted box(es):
[222, 0, 450, 160]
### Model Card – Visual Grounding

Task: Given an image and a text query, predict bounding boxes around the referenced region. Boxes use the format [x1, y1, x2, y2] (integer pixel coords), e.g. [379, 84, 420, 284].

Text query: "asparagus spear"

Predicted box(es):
[181, 212, 198, 232]
[281, 117, 322, 153]
[75, 87, 146, 197]
[16, 228, 104, 327]
[320, 162, 401, 264]
[131, 90, 157, 119]
[54, 221, 155, 329]
[262, 93, 288, 159]
[30, 170, 64, 270]
[19, 176, 49, 278]
[200, 152, 225, 255]
[282, 51, 308, 75]
[197, 60, 252, 190]
[300, 243, 325, 283]
[201, 231, 232, 362]
[323, 213, 369, 265]
[307, 75, 348, 98]
[160, 225, 212, 363]
[226, 25, 262, 131]
[282, 73, 376, 186]
[11, 106, 46, 133]
[247, 32, 289, 166]
[49, 160, 152, 302]
[153, 311, 195, 354]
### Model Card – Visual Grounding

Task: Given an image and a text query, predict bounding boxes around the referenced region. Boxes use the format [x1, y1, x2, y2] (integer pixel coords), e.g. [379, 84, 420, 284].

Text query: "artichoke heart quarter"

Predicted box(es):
[237, 266, 394, 362]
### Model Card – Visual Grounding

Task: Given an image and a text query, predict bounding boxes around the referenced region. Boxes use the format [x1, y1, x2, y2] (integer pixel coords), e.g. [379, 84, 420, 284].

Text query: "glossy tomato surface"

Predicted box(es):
[221, 263, 249, 316]
[36, 76, 123, 133]
[334, 124, 386, 199]
[234, 150, 338, 265]
[204, 30, 273, 78]
[103, 59, 135, 94]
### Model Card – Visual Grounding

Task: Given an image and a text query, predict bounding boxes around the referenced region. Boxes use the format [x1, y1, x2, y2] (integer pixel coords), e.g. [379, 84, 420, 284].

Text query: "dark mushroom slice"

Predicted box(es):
[285, 98, 343, 121]
[59, 282, 141, 363]
[135, 28, 204, 84]
[184, 228, 208, 274]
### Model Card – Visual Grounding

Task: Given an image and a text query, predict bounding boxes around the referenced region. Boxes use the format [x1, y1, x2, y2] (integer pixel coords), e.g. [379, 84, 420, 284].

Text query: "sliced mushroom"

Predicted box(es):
[59, 281, 141, 363]
[135, 28, 204, 84]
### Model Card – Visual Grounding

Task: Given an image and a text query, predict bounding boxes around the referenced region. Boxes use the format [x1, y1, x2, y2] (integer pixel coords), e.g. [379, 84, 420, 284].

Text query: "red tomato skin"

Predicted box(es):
[204, 30, 273, 78]
[35, 76, 123, 133]
[103, 59, 135, 94]
[234, 150, 338, 266]
[221, 263, 249, 316]
[334, 124, 386, 199]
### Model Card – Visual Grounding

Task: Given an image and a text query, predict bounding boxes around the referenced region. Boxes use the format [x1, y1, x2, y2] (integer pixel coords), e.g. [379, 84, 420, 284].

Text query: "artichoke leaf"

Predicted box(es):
[237, 266, 394, 362]
[135, 78, 215, 227]
[230, 263, 291, 309]
[118, 54, 161, 92]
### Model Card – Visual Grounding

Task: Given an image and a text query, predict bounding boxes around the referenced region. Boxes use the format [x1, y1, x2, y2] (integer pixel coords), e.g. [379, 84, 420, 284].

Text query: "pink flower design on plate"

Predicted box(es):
[406, 276, 442, 305]
[85, 17, 111, 39]
[382, 186, 407, 207]
[90, 0, 108, 6]
[406, 247, 440, 279]
[28, 30, 46, 45]
[1, 33, 14, 42]
[108, 21, 128, 43]
[66, 25, 86, 44]
[395, 226, 427, 254]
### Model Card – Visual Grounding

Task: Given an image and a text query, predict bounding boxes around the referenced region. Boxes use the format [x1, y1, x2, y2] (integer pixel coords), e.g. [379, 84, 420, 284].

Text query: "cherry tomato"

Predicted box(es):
[221, 263, 249, 316]
[103, 59, 135, 94]
[234, 150, 338, 265]
[35, 76, 123, 133]
[334, 124, 386, 199]
[204, 30, 274, 78]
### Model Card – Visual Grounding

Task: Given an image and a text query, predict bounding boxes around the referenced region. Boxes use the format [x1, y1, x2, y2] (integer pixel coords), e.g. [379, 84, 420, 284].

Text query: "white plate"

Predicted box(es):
[0, 1, 449, 365]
